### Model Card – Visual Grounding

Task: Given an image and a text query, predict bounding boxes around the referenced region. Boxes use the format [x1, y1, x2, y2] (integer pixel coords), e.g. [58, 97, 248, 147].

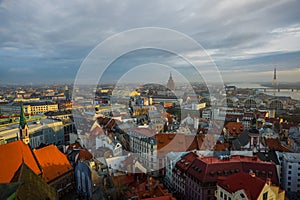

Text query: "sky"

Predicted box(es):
[0, 0, 300, 85]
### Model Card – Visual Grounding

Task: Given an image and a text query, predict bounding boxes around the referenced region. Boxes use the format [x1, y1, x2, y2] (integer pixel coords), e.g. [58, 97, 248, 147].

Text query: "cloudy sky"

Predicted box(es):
[0, 0, 300, 85]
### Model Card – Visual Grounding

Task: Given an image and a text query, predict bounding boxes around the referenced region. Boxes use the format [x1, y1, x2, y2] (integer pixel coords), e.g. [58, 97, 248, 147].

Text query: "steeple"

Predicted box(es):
[167, 72, 175, 91]
[19, 103, 29, 144]
[272, 67, 278, 96]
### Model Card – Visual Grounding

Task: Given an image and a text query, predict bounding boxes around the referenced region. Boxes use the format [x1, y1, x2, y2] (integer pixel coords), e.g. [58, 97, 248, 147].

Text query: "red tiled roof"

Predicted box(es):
[187, 155, 278, 184]
[131, 128, 156, 138]
[67, 141, 83, 150]
[34, 145, 73, 183]
[218, 172, 265, 199]
[266, 138, 292, 152]
[88, 126, 104, 136]
[156, 134, 198, 158]
[174, 152, 198, 173]
[255, 111, 268, 119]
[76, 149, 93, 163]
[0, 141, 41, 183]
[143, 196, 174, 200]
[225, 122, 244, 137]
[281, 122, 293, 130]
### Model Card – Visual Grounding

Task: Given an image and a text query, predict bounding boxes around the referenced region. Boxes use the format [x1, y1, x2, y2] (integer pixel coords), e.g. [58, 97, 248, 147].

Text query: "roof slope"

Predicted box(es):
[0, 141, 41, 183]
[34, 144, 72, 183]
[14, 163, 57, 200]
[218, 172, 266, 199]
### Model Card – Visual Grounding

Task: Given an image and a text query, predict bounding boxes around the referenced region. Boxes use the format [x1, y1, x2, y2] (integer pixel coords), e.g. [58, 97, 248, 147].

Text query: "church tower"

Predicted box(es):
[272, 67, 278, 96]
[18, 103, 29, 144]
[166, 72, 175, 91]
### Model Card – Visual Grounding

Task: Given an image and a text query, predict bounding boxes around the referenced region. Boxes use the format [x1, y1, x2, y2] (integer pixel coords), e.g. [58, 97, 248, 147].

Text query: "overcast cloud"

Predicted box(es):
[0, 0, 300, 84]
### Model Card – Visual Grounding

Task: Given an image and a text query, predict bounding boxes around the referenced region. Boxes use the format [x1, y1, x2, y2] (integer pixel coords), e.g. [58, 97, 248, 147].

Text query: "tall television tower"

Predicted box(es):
[272, 67, 278, 96]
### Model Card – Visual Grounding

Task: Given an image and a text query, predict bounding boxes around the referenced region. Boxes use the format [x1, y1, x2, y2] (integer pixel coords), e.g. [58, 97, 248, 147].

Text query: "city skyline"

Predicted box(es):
[0, 0, 300, 85]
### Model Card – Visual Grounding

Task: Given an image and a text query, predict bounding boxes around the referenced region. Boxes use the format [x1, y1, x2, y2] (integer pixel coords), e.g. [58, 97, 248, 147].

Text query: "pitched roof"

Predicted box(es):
[187, 155, 278, 184]
[0, 140, 41, 183]
[13, 163, 57, 200]
[156, 134, 199, 158]
[174, 152, 198, 173]
[218, 172, 266, 200]
[34, 144, 72, 183]
[266, 138, 292, 152]
[225, 122, 244, 137]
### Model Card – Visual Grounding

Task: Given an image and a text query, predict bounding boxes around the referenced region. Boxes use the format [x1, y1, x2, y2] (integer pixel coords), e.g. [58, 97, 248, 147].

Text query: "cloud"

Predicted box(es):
[0, 0, 300, 84]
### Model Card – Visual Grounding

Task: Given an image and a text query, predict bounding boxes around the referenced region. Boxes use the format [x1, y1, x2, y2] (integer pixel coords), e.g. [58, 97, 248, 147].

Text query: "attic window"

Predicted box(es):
[269, 171, 273, 176]
[210, 171, 214, 176]
[224, 170, 228, 176]
[185, 162, 189, 165]
[181, 159, 185, 163]
[217, 171, 222, 175]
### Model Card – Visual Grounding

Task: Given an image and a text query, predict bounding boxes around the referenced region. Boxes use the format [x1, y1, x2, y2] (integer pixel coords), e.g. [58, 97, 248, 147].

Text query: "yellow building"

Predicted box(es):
[0, 101, 58, 115]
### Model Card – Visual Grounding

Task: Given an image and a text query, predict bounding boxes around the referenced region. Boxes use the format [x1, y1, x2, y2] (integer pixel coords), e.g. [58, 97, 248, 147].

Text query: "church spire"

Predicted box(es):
[20, 102, 27, 129]
[19, 103, 29, 144]
[167, 72, 175, 91]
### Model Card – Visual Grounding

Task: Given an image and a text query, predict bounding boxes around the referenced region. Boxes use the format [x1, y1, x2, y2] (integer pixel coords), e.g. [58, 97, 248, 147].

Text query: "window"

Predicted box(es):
[263, 192, 268, 200]
[240, 193, 245, 198]
[288, 182, 291, 186]
[224, 194, 227, 200]
[288, 176, 291, 180]
[221, 191, 223, 198]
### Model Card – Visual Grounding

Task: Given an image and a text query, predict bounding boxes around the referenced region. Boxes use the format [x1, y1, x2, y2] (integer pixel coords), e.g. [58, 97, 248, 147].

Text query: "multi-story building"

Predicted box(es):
[127, 127, 157, 173]
[0, 140, 74, 198]
[276, 152, 300, 199]
[0, 101, 58, 115]
[164, 151, 186, 191]
[96, 134, 123, 157]
[34, 144, 74, 197]
[215, 172, 285, 200]
[173, 154, 279, 200]
[0, 118, 65, 148]
[172, 152, 198, 200]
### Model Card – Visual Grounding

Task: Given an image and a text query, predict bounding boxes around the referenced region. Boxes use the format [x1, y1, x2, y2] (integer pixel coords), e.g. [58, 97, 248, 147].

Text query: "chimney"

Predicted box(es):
[249, 170, 255, 177]
[266, 178, 271, 186]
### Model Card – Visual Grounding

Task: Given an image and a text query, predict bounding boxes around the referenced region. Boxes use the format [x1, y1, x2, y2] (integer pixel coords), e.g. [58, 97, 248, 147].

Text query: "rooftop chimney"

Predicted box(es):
[249, 170, 255, 177]
[266, 178, 271, 185]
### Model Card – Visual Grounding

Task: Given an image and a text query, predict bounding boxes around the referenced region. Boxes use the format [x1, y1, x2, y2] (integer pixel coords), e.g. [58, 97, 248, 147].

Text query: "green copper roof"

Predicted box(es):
[19, 103, 27, 129]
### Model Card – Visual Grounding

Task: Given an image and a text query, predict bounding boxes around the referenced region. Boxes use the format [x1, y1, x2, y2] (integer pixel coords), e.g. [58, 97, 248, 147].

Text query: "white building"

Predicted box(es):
[164, 152, 186, 190]
[127, 127, 157, 174]
[96, 134, 122, 157]
[277, 152, 300, 196]
[0, 118, 64, 148]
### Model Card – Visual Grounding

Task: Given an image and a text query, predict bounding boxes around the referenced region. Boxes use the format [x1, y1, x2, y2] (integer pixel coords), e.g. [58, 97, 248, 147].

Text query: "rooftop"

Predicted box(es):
[0, 140, 41, 183]
[34, 144, 73, 183]
[218, 172, 266, 199]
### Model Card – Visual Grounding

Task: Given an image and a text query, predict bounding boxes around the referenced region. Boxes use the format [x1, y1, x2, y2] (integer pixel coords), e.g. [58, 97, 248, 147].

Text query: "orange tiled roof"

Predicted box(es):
[0, 140, 41, 183]
[34, 144, 73, 183]
[266, 138, 292, 152]
[156, 134, 201, 158]
[225, 122, 244, 137]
